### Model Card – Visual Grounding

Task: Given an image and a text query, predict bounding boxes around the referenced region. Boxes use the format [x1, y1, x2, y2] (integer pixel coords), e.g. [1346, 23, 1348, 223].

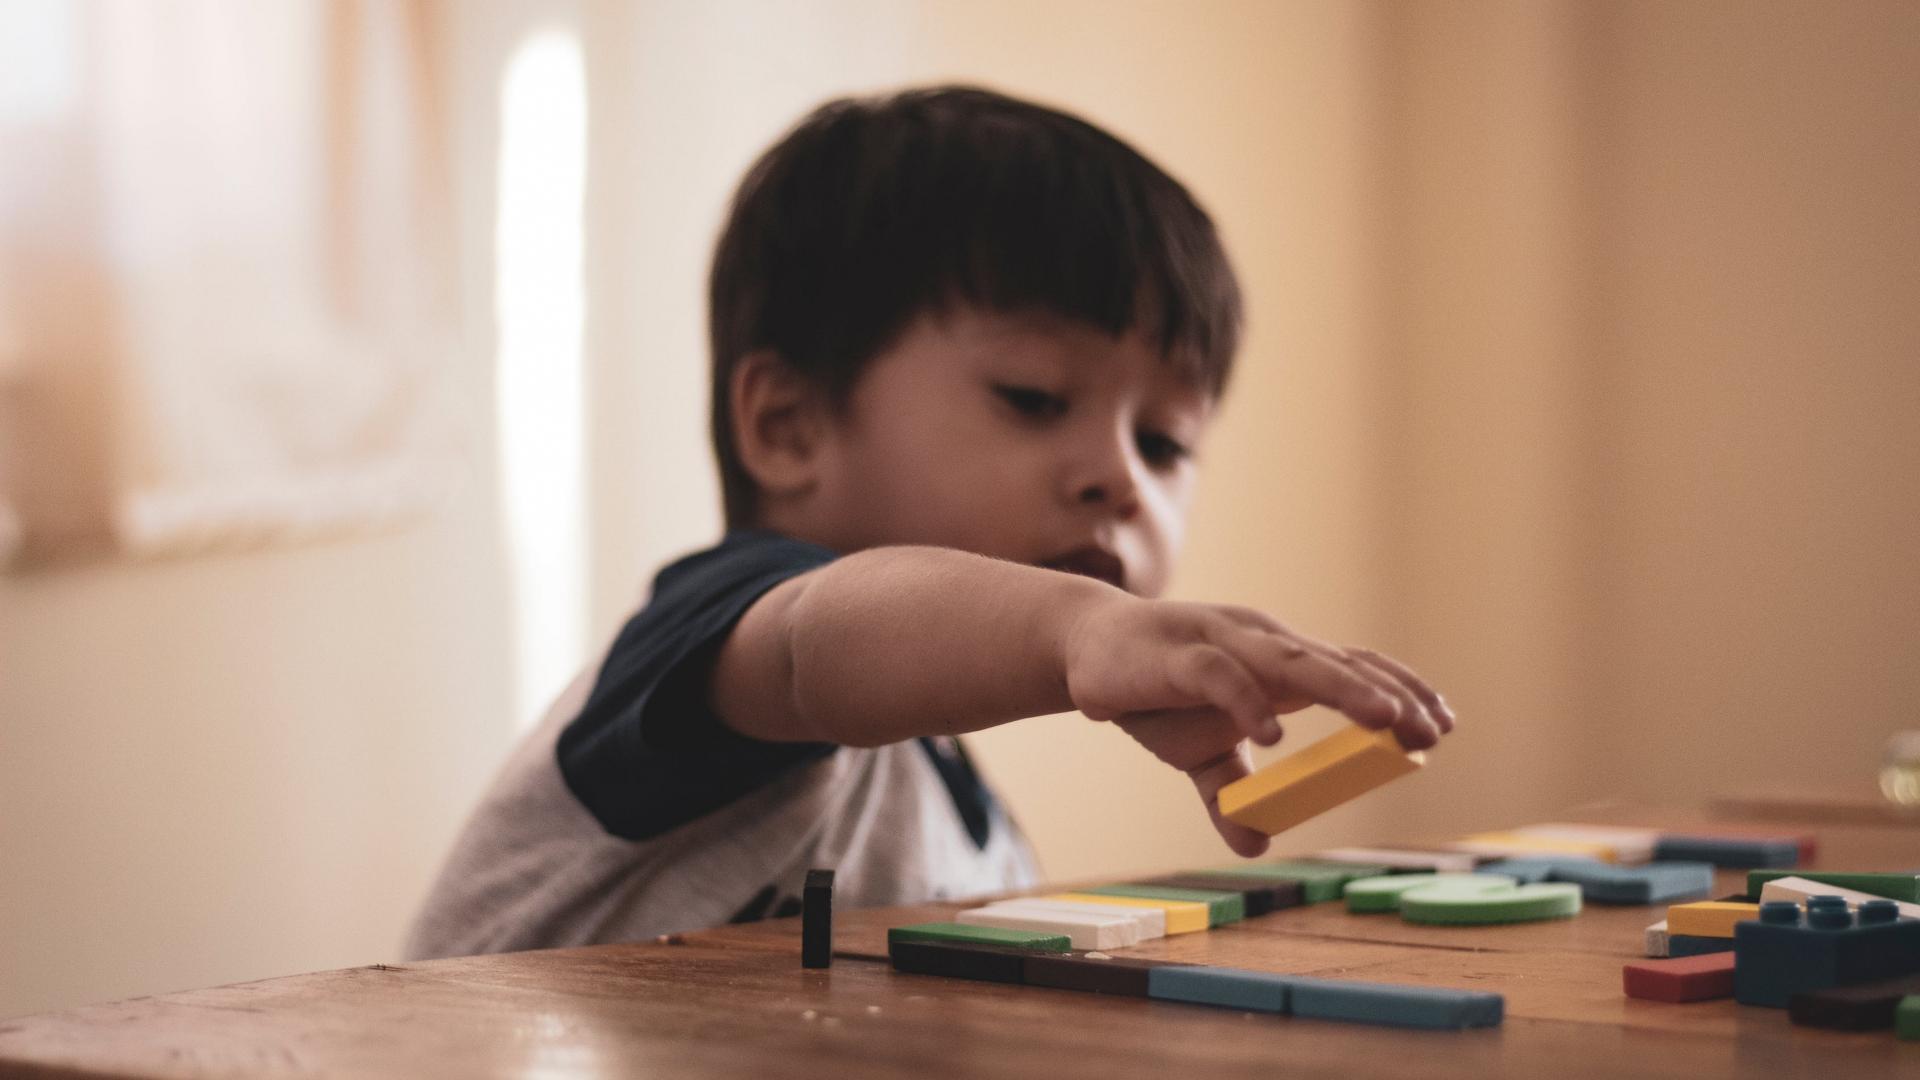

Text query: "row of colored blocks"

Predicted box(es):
[888, 925, 1503, 1030]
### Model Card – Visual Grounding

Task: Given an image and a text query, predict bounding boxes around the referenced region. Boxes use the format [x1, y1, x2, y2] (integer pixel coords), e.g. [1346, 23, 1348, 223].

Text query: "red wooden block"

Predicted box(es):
[1623, 952, 1737, 1003]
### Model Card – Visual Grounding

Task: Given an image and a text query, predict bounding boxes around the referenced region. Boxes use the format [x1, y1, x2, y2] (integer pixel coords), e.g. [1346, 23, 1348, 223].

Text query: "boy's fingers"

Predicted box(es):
[1348, 647, 1455, 733]
[1217, 625, 1400, 729]
[1188, 746, 1270, 858]
[1344, 652, 1441, 749]
[1170, 645, 1281, 745]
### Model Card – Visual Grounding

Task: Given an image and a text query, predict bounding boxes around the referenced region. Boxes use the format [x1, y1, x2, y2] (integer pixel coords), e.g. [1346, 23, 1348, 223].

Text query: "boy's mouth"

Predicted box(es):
[1038, 546, 1127, 591]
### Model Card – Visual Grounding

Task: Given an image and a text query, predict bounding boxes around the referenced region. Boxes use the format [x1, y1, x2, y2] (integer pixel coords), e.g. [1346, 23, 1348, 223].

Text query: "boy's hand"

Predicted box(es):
[1061, 594, 1455, 857]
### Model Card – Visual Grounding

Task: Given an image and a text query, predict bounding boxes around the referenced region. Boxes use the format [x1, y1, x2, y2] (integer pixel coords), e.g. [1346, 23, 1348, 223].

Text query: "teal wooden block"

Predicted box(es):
[1288, 976, 1504, 1030]
[1146, 965, 1290, 1013]
[1747, 871, 1920, 903]
[1546, 860, 1716, 904]
[1087, 884, 1244, 925]
[1668, 934, 1736, 957]
[887, 922, 1071, 952]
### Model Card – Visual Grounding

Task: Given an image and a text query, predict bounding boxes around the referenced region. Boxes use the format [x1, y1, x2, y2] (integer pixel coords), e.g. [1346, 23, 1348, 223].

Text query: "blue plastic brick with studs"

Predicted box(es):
[1732, 897, 1920, 1007]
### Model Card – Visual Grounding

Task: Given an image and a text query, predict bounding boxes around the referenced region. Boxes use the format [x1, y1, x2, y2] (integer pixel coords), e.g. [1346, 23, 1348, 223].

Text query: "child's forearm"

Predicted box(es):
[711, 546, 1119, 746]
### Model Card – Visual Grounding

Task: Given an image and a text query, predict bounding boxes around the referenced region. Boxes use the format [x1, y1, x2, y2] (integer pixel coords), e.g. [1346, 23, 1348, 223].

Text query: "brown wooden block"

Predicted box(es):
[1789, 973, 1920, 1030]
[1022, 952, 1175, 997]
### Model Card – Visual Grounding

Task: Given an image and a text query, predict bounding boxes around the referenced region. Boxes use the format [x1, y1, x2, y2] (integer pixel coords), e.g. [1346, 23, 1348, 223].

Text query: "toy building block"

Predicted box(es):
[1900, 995, 1920, 1040]
[1022, 951, 1172, 997]
[1139, 874, 1303, 916]
[984, 898, 1167, 939]
[1344, 873, 1514, 914]
[1311, 847, 1487, 873]
[1511, 823, 1661, 864]
[1205, 860, 1389, 903]
[1747, 870, 1920, 903]
[1787, 973, 1920, 1030]
[1398, 876, 1581, 925]
[1645, 919, 1671, 958]
[1653, 835, 1800, 868]
[956, 904, 1141, 950]
[1085, 884, 1244, 925]
[1732, 899, 1920, 1007]
[1547, 861, 1715, 905]
[1622, 952, 1737, 1002]
[1666, 901, 1762, 938]
[1147, 965, 1292, 1014]
[890, 940, 1031, 984]
[1449, 832, 1617, 863]
[1287, 976, 1504, 1030]
[887, 922, 1071, 952]
[1472, 858, 1576, 884]
[802, 869, 835, 969]
[1668, 934, 1734, 958]
[1052, 892, 1210, 934]
[1757, 875, 1920, 919]
[1217, 726, 1424, 836]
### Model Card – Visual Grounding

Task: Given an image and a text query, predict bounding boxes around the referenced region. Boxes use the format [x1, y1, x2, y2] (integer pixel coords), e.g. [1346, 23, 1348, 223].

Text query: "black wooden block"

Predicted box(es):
[1022, 952, 1173, 997]
[802, 868, 833, 969]
[889, 940, 1030, 984]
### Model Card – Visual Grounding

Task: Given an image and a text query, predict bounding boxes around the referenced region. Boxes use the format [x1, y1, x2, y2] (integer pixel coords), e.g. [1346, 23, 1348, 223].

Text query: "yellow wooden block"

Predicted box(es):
[1666, 900, 1761, 939]
[1216, 726, 1425, 836]
[1449, 832, 1620, 864]
[1050, 893, 1211, 935]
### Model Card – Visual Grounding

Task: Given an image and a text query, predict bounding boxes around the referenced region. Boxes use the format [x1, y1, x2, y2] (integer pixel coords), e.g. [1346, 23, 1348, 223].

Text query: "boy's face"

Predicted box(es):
[799, 307, 1215, 598]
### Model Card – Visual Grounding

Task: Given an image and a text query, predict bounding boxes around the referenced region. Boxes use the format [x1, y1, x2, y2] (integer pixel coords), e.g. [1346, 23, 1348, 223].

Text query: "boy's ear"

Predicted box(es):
[729, 350, 832, 503]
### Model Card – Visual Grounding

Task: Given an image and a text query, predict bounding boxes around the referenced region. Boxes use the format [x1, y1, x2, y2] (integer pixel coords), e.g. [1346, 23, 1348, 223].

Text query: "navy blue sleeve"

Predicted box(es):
[556, 530, 840, 841]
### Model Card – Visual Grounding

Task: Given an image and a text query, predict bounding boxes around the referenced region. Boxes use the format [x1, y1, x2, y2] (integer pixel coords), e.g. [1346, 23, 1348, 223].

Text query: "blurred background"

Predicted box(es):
[2, 0, 1915, 1020]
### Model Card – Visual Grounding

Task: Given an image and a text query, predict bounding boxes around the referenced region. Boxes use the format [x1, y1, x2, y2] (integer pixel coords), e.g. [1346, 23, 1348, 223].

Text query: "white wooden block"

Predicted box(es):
[1644, 919, 1670, 958]
[956, 905, 1140, 950]
[1510, 823, 1660, 865]
[983, 897, 1165, 940]
[1313, 847, 1485, 873]
[1758, 875, 1920, 920]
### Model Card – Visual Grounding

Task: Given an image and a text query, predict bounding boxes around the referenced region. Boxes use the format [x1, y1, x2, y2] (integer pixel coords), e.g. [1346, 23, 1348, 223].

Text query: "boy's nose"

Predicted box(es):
[1068, 445, 1143, 520]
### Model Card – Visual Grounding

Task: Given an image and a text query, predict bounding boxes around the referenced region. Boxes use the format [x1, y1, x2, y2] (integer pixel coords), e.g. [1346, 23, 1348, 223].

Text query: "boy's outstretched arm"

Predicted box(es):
[711, 545, 1453, 855]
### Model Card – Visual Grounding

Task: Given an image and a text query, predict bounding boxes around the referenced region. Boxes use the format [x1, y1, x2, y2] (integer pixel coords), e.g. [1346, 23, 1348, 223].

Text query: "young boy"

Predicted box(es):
[405, 86, 1452, 959]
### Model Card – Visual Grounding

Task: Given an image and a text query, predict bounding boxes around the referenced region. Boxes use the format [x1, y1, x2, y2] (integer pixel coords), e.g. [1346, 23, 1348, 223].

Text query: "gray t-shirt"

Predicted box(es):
[405, 532, 1041, 959]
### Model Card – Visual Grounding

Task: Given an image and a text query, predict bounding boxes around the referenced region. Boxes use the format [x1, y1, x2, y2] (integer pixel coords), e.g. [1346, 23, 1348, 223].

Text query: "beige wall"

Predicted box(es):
[4, 0, 1916, 1019]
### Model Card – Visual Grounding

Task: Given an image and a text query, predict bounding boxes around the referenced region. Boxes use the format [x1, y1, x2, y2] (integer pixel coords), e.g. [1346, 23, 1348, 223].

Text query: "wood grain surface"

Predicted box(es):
[2, 802, 1916, 1079]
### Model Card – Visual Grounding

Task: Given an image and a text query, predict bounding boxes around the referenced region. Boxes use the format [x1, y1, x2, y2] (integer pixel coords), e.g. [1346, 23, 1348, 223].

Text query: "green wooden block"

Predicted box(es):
[887, 922, 1071, 952]
[1345, 873, 1515, 914]
[1087, 884, 1244, 925]
[1205, 861, 1389, 903]
[1398, 878, 1582, 925]
[1897, 994, 1920, 1040]
[1747, 871, 1920, 903]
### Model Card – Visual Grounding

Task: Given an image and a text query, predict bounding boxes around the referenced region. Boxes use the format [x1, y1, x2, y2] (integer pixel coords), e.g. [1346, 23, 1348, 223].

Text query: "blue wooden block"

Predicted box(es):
[1733, 900, 1920, 1007]
[1654, 836, 1800, 868]
[1475, 858, 1595, 884]
[1545, 860, 1716, 904]
[1668, 934, 1736, 957]
[1287, 976, 1505, 1030]
[1147, 966, 1290, 1013]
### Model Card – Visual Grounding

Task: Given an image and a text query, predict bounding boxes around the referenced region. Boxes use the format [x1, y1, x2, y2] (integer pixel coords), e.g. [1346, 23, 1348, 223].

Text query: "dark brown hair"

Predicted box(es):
[708, 85, 1243, 527]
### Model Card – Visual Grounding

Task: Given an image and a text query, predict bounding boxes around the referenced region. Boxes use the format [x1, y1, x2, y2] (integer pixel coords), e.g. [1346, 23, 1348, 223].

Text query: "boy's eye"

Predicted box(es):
[1137, 430, 1191, 469]
[993, 385, 1068, 420]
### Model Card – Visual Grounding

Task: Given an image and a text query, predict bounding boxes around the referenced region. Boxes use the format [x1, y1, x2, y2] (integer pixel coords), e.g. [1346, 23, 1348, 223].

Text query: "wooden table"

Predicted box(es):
[4, 801, 1918, 1079]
